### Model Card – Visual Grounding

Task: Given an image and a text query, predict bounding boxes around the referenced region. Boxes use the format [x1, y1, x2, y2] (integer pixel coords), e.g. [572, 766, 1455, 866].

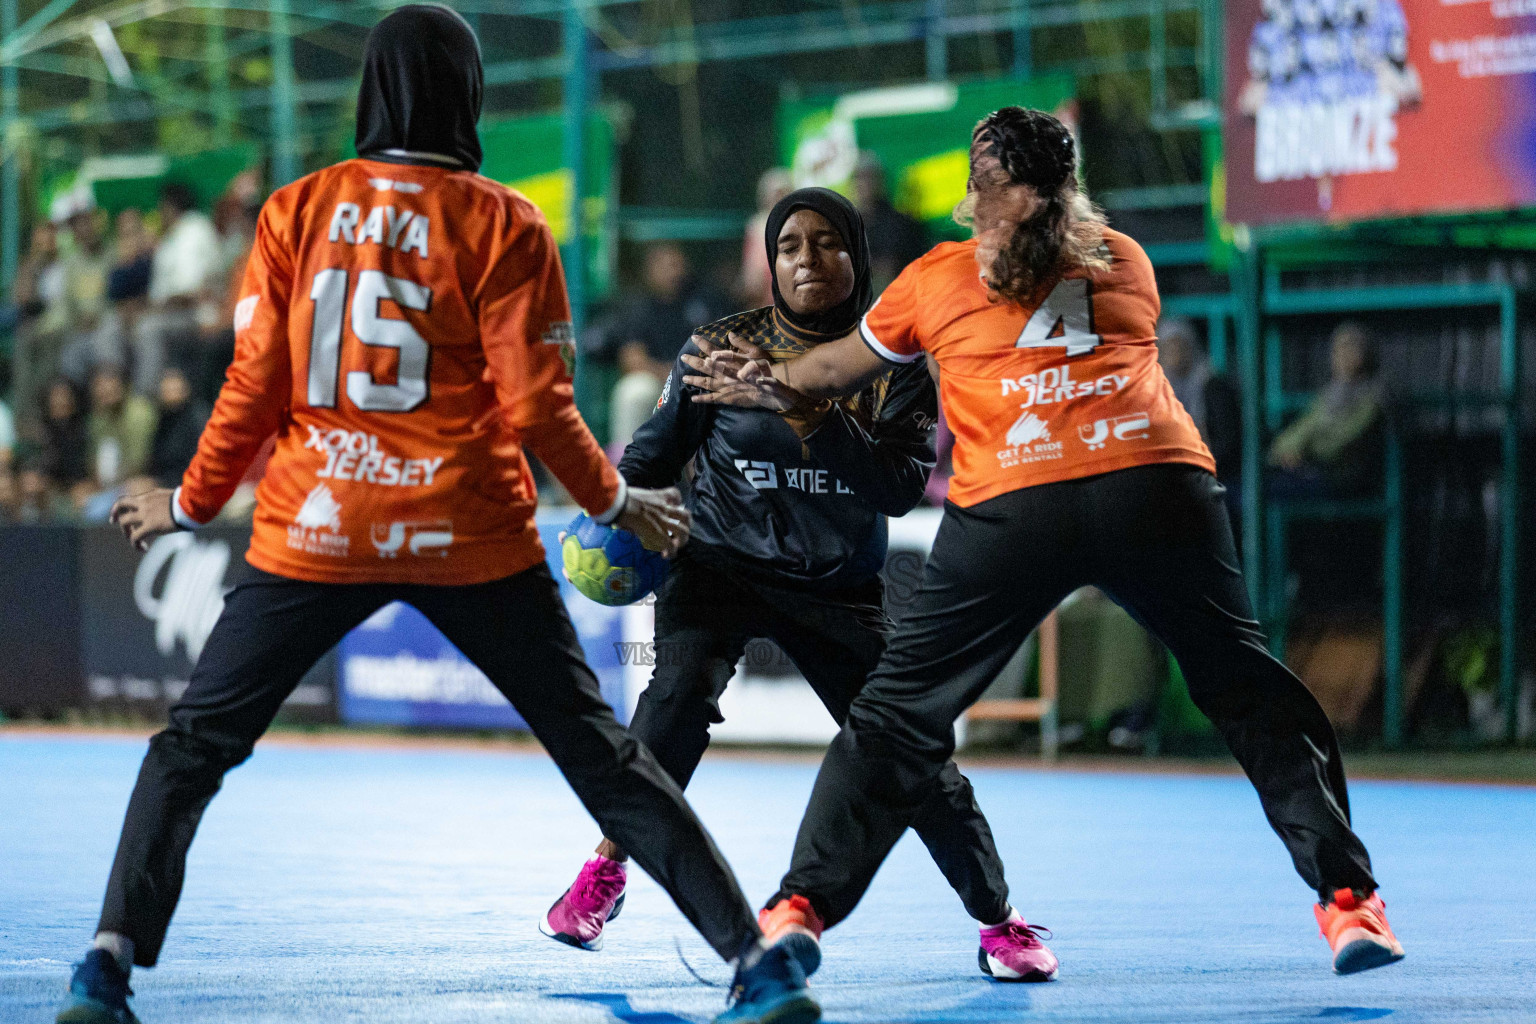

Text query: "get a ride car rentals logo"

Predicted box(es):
[996, 409, 1064, 469]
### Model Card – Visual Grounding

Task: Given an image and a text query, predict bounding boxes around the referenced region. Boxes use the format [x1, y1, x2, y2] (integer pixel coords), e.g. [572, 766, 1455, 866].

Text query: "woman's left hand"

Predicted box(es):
[110, 487, 180, 552]
[681, 333, 805, 413]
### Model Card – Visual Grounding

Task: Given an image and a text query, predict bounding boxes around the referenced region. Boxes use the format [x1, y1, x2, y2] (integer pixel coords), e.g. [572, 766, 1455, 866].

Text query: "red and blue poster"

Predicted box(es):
[1224, 0, 1536, 225]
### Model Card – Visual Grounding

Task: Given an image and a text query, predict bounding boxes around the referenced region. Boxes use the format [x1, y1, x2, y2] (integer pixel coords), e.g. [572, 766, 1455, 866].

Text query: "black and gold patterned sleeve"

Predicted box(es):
[616, 334, 713, 489]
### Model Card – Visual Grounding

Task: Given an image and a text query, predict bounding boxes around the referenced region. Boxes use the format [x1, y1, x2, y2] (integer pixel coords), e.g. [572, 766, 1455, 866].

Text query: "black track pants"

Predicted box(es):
[621, 551, 1012, 926]
[777, 464, 1376, 927]
[96, 562, 758, 966]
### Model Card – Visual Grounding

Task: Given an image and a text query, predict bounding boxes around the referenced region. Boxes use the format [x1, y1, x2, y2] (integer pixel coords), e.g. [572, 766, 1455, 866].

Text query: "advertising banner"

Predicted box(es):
[335, 518, 626, 730]
[79, 526, 336, 721]
[780, 77, 1076, 243]
[1225, 0, 1536, 226]
[0, 527, 84, 715]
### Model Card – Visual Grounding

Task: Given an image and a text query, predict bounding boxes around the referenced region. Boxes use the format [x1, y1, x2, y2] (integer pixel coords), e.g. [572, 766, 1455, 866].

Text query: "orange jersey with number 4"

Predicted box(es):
[176, 158, 621, 584]
[859, 228, 1214, 507]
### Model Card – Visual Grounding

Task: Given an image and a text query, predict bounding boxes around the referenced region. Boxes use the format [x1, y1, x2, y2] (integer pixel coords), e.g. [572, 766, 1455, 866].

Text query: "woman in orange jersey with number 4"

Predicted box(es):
[685, 107, 1404, 981]
[58, 9, 818, 1024]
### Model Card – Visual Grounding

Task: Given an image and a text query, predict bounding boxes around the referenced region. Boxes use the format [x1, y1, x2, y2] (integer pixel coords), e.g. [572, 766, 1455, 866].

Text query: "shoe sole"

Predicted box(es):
[58, 997, 140, 1024]
[539, 891, 626, 951]
[715, 992, 822, 1024]
[759, 994, 822, 1024]
[775, 932, 821, 978]
[1334, 937, 1405, 975]
[977, 946, 1057, 983]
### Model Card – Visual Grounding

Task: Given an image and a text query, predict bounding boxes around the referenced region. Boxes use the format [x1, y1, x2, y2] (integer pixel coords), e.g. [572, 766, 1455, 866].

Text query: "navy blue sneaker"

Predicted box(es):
[57, 949, 140, 1024]
[714, 942, 821, 1024]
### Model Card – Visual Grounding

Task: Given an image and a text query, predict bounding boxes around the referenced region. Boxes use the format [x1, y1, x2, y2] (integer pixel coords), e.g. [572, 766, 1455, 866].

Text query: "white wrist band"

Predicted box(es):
[592, 476, 628, 525]
[170, 487, 203, 531]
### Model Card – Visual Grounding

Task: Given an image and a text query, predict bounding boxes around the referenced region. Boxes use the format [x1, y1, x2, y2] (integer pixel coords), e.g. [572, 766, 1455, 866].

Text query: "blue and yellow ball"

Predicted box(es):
[560, 512, 670, 606]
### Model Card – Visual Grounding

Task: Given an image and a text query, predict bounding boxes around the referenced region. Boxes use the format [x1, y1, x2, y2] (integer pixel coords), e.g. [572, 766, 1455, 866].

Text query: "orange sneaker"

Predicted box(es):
[1314, 888, 1405, 974]
[758, 895, 825, 977]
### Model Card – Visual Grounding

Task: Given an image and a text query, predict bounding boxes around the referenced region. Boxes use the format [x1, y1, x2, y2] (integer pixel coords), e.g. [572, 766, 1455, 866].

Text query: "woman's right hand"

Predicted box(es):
[614, 486, 692, 557]
[680, 332, 804, 413]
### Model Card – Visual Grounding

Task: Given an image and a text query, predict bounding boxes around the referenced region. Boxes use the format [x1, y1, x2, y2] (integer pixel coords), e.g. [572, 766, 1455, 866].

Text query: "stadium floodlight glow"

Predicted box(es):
[88, 18, 134, 88]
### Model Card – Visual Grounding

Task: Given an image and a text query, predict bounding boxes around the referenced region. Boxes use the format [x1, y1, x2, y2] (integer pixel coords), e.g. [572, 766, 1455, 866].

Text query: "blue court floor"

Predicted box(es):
[1, 733, 1532, 1023]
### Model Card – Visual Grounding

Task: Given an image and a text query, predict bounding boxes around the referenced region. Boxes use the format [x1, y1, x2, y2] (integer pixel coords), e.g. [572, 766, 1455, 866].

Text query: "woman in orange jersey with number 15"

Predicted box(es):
[686, 107, 1404, 980]
[59, 9, 818, 1024]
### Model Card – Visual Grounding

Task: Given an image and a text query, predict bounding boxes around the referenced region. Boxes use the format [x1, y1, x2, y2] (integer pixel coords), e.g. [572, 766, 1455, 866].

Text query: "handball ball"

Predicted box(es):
[560, 512, 670, 606]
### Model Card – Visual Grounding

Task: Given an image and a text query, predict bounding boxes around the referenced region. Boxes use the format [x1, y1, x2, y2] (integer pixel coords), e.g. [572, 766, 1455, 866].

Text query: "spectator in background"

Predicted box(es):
[1268, 321, 1384, 497]
[12, 222, 62, 320]
[738, 168, 793, 308]
[1158, 317, 1241, 481]
[49, 193, 113, 387]
[851, 151, 930, 292]
[34, 377, 91, 513]
[7, 223, 63, 436]
[14, 464, 66, 523]
[85, 207, 158, 400]
[607, 242, 728, 448]
[196, 184, 262, 403]
[106, 208, 155, 309]
[140, 365, 207, 488]
[83, 364, 157, 518]
[213, 171, 261, 276]
[126, 182, 221, 396]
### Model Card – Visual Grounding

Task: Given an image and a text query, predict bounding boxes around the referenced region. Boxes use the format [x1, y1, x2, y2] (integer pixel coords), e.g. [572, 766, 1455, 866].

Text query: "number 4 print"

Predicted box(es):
[307, 268, 433, 413]
[1015, 278, 1101, 356]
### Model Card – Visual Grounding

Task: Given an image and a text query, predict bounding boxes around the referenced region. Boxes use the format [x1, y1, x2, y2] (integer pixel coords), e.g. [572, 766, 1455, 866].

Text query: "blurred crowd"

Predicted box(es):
[0, 172, 261, 524]
[0, 154, 1382, 525]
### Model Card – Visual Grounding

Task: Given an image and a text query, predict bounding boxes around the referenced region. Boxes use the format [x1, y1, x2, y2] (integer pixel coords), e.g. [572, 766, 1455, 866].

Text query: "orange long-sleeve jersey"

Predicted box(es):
[174, 158, 623, 584]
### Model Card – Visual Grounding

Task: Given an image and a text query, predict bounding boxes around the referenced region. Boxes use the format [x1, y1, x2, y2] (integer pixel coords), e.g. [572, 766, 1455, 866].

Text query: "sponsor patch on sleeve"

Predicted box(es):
[233, 295, 259, 332]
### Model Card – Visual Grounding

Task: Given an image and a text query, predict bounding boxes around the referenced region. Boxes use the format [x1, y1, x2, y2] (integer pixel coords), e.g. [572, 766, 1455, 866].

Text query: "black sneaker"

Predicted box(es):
[57, 949, 140, 1024]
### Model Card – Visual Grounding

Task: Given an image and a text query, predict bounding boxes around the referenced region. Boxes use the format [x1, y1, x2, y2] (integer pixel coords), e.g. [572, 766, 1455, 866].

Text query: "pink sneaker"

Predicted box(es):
[540, 856, 627, 951]
[978, 911, 1058, 982]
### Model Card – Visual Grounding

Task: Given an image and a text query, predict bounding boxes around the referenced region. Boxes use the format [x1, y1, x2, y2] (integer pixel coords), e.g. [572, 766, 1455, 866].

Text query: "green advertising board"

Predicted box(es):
[479, 111, 617, 301]
[42, 145, 261, 220]
[779, 76, 1075, 241]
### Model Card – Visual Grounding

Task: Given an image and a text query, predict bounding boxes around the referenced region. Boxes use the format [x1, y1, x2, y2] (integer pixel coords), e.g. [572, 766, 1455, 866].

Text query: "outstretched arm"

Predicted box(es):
[681, 329, 891, 409]
[769, 329, 891, 399]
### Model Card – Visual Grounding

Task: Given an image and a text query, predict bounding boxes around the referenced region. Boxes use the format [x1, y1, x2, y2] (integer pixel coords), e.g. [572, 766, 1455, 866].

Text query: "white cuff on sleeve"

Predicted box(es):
[170, 487, 203, 531]
[858, 316, 922, 364]
[591, 475, 629, 525]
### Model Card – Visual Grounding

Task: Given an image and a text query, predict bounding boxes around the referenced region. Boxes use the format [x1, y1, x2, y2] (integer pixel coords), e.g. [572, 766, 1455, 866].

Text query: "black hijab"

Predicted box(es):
[765, 186, 872, 336]
[355, 5, 484, 172]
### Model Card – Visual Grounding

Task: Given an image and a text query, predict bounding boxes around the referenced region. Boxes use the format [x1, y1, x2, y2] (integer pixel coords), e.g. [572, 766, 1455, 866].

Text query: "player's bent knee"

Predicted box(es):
[845, 697, 955, 765]
[148, 728, 251, 783]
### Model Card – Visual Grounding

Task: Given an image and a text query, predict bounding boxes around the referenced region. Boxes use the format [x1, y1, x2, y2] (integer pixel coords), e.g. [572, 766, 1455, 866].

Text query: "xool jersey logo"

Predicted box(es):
[304, 426, 445, 488]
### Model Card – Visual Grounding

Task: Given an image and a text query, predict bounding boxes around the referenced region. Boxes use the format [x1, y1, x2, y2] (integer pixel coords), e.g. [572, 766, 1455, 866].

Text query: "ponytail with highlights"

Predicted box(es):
[955, 107, 1108, 306]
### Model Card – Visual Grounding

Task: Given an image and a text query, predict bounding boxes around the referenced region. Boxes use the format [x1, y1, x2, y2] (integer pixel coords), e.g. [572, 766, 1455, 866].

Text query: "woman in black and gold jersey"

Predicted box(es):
[542, 188, 1054, 982]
